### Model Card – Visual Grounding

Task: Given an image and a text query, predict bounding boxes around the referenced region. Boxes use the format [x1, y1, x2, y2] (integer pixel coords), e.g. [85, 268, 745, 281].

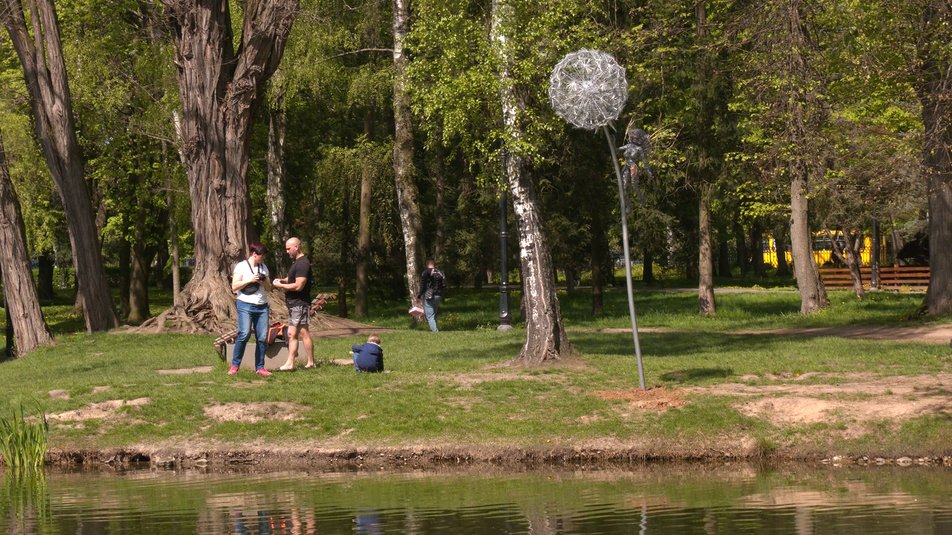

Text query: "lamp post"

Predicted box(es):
[498, 189, 513, 331]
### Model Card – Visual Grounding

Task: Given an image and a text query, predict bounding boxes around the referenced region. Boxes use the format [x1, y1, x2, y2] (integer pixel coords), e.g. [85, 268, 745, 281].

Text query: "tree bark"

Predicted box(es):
[918, 0, 952, 315]
[392, 0, 425, 307]
[118, 240, 131, 320]
[775, 227, 791, 276]
[790, 169, 828, 313]
[492, 0, 573, 364]
[432, 122, 447, 262]
[127, 211, 152, 325]
[733, 220, 749, 276]
[749, 223, 766, 278]
[827, 228, 865, 300]
[782, 0, 828, 314]
[36, 254, 54, 300]
[642, 248, 655, 283]
[162, 141, 182, 305]
[266, 89, 289, 276]
[355, 112, 374, 318]
[1, 0, 118, 332]
[698, 184, 716, 316]
[717, 229, 732, 278]
[0, 132, 53, 355]
[590, 208, 607, 317]
[145, 0, 298, 333]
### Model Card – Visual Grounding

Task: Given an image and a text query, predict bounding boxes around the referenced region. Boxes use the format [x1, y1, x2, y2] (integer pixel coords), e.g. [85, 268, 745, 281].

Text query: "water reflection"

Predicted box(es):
[0, 464, 950, 534]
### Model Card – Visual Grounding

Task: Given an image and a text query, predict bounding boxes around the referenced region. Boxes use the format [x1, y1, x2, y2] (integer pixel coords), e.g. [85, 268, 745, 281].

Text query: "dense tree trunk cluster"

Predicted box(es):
[142, 0, 298, 333]
[1, 0, 117, 332]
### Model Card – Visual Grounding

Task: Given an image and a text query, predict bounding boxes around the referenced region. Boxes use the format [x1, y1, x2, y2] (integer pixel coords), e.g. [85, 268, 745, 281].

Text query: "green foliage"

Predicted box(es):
[0, 405, 48, 472]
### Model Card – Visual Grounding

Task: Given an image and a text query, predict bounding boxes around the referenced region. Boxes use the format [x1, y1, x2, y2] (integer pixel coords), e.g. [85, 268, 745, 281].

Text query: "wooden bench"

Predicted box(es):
[818, 266, 930, 288]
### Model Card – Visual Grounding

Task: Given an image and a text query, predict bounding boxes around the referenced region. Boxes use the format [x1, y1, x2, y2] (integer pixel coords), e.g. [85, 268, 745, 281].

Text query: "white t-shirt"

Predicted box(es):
[233, 259, 270, 305]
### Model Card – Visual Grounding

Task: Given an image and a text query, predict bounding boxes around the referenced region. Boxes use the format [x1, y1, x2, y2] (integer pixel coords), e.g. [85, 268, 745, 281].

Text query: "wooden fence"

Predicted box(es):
[818, 266, 930, 288]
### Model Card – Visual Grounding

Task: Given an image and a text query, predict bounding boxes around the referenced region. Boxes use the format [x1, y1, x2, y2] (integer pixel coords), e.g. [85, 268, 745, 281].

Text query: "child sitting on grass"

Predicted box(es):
[352, 334, 384, 373]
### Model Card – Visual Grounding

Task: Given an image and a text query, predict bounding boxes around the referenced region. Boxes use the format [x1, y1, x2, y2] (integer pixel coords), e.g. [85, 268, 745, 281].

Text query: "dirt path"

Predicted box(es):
[592, 324, 952, 344]
[735, 324, 952, 344]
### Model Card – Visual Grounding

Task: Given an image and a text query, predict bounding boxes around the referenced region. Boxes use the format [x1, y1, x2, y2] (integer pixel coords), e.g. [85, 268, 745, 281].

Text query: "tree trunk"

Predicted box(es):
[127, 213, 152, 325]
[717, 229, 732, 278]
[163, 141, 182, 305]
[266, 89, 289, 276]
[827, 228, 865, 300]
[118, 240, 131, 320]
[733, 220, 749, 276]
[493, 0, 572, 364]
[432, 122, 447, 262]
[392, 0, 425, 307]
[37, 254, 54, 300]
[0, 132, 53, 355]
[338, 191, 350, 318]
[749, 223, 766, 278]
[642, 248, 655, 283]
[590, 208, 607, 317]
[144, 0, 298, 333]
[1, 0, 117, 332]
[355, 112, 374, 318]
[775, 227, 791, 276]
[790, 169, 828, 313]
[698, 184, 716, 316]
[918, 0, 952, 315]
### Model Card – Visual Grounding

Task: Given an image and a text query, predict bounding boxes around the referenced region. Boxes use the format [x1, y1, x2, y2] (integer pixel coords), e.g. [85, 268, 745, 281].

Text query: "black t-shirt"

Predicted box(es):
[285, 255, 312, 308]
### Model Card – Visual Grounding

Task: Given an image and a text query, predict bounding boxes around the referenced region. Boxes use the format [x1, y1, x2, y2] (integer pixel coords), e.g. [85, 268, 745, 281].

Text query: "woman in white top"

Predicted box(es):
[228, 242, 272, 376]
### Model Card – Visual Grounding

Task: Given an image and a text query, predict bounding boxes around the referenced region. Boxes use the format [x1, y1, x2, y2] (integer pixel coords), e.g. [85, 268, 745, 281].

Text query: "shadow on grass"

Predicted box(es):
[569, 331, 772, 358]
[424, 336, 526, 362]
[660, 368, 733, 383]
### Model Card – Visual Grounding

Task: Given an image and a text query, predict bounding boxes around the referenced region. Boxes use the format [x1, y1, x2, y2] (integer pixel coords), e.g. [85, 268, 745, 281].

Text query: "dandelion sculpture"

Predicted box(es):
[549, 49, 646, 389]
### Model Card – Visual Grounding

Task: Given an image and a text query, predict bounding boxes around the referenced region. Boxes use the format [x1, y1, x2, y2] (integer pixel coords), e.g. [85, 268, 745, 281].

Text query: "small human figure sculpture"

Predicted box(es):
[352, 334, 384, 373]
[618, 127, 652, 207]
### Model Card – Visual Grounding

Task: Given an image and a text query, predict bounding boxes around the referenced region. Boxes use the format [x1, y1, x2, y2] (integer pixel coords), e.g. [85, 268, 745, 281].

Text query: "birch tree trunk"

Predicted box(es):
[492, 0, 573, 364]
[1, 0, 117, 332]
[144, 0, 298, 333]
[0, 133, 53, 355]
[392, 0, 425, 307]
[267, 89, 289, 276]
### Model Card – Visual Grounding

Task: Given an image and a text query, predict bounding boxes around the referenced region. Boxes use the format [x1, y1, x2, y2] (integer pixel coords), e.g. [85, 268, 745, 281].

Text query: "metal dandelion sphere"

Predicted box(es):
[549, 49, 628, 130]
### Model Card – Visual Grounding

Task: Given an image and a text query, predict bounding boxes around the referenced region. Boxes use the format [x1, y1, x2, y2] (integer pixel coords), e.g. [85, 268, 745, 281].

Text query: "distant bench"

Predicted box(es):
[818, 266, 930, 288]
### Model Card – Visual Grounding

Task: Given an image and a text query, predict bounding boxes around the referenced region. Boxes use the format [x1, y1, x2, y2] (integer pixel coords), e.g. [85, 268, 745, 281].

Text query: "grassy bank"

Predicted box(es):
[1, 286, 950, 465]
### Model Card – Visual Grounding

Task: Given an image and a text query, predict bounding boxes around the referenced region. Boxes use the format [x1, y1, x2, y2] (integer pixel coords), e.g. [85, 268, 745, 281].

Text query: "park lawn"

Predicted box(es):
[1, 287, 950, 462]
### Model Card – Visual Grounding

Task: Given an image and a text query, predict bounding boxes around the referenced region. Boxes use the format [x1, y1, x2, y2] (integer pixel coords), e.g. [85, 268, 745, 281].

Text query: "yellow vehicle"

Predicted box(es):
[762, 232, 884, 268]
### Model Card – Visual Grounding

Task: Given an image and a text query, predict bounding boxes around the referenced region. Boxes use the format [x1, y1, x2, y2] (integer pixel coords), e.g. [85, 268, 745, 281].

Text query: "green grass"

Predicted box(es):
[0, 285, 950, 461]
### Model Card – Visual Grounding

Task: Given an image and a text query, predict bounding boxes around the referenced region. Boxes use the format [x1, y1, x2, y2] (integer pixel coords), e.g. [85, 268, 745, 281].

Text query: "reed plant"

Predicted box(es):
[0, 405, 48, 471]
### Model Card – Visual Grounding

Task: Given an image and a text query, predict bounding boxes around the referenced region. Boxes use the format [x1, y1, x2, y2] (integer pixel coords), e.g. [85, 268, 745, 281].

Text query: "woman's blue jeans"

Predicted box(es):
[424, 296, 441, 332]
[232, 301, 270, 370]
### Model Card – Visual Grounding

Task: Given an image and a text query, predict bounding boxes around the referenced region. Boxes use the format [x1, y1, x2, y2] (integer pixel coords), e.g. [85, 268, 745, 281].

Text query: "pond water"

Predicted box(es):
[2, 463, 951, 534]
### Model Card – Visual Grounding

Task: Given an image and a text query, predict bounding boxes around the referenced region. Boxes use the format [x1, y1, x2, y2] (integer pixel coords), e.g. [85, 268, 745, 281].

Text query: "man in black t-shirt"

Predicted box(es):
[273, 237, 315, 370]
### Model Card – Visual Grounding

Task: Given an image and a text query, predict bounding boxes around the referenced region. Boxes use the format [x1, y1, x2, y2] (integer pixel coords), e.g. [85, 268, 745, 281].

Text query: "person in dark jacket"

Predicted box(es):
[352, 334, 384, 373]
[417, 259, 444, 332]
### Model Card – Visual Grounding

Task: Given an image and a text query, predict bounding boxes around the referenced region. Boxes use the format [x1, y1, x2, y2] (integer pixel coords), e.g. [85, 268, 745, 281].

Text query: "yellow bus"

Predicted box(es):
[762, 232, 885, 268]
